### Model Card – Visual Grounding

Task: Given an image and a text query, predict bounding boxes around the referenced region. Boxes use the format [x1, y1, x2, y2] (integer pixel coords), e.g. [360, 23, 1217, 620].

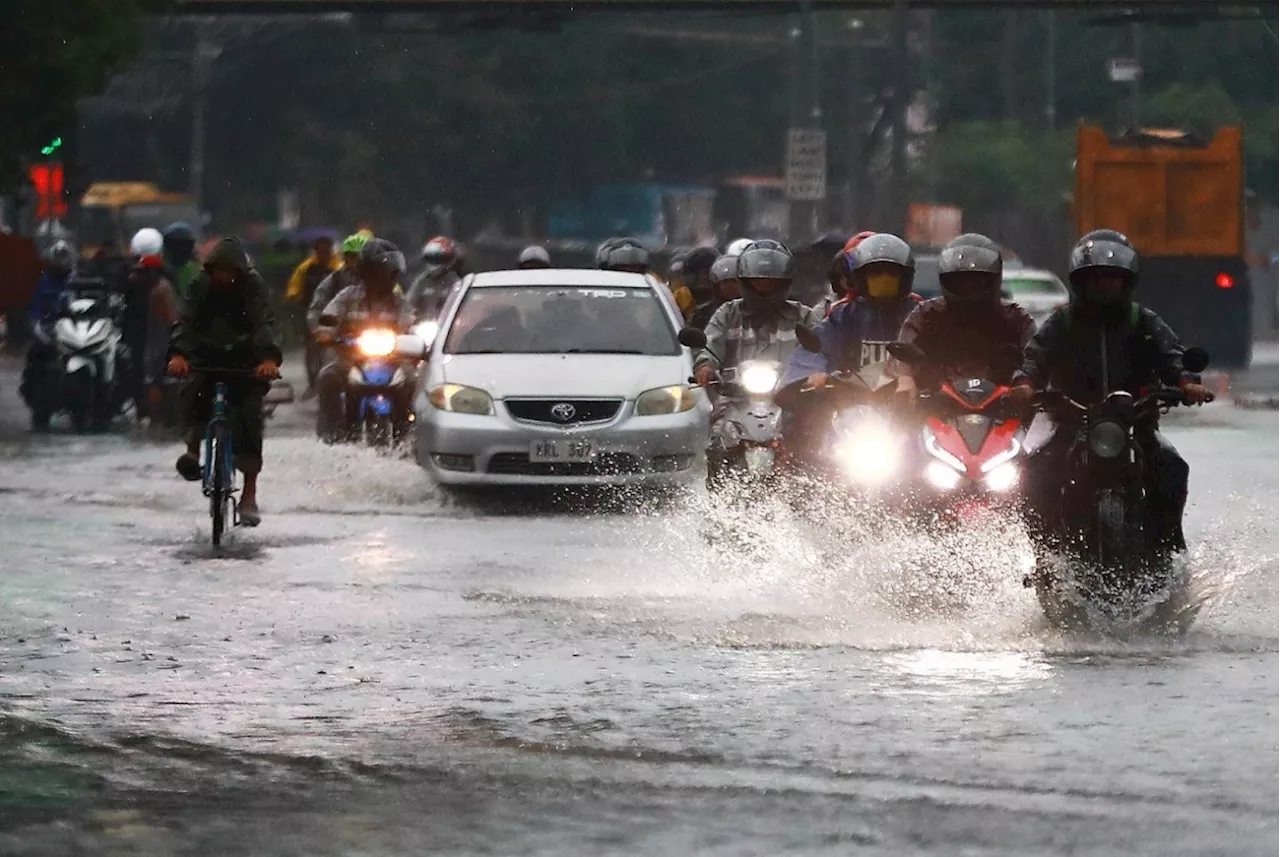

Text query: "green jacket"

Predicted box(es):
[170, 237, 283, 369]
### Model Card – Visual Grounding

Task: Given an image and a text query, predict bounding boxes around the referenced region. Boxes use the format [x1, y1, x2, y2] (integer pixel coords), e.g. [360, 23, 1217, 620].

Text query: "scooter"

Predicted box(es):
[1028, 346, 1213, 630]
[315, 324, 419, 447]
[25, 282, 124, 432]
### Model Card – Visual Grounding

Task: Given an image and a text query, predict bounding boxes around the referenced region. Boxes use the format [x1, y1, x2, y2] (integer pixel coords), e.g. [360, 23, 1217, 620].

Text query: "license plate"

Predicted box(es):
[530, 438, 597, 462]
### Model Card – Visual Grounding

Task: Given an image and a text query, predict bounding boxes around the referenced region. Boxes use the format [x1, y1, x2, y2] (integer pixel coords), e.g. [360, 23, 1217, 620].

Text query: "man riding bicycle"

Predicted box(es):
[167, 237, 282, 527]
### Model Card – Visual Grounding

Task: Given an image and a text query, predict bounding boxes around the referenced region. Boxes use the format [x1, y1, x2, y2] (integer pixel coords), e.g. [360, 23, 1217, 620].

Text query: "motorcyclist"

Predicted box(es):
[822, 231, 877, 315]
[679, 246, 720, 326]
[518, 245, 552, 269]
[308, 231, 371, 331]
[20, 241, 78, 429]
[286, 234, 340, 393]
[689, 254, 741, 331]
[778, 234, 921, 465]
[162, 222, 202, 300]
[315, 238, 412, 441]
[888, 233, 1035, 396]
[1009, 230, 1213, 553]
[120, 228, 179, 423]
[407, 236, 463, 323]
[167, 237, 282, 527]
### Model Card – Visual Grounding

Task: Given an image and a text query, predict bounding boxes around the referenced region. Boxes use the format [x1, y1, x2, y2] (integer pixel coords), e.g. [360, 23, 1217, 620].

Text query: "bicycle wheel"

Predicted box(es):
[210, 422, 231, 546]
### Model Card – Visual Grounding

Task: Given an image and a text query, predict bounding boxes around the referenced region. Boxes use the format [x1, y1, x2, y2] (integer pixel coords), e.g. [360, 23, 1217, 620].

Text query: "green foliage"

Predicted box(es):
[932, 121, 1073, 217]
[0, 0, 167, 191]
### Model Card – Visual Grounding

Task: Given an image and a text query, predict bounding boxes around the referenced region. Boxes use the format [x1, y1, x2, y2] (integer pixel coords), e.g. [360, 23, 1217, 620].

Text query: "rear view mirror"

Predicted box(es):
[795, 324, 822, 354]
[1183, 346, 1210, 374]
[678, 328, 708, 350]
[887, 342, 928, 365]
[395, 334, 429, 359]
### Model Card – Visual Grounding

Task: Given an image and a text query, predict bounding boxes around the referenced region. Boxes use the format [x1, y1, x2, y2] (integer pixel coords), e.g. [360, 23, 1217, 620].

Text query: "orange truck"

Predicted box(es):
[1075, 125, 1251, 367]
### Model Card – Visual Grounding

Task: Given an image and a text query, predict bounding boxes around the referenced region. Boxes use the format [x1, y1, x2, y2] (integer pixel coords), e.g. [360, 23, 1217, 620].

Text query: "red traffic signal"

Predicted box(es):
[28, 162, 67, 219]
[1215, 272, 1235, 289]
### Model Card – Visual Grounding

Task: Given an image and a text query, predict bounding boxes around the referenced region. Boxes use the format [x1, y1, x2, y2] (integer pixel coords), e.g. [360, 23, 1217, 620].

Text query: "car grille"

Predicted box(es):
[486, 452, 643, 476]
[504, 398, 623, 425]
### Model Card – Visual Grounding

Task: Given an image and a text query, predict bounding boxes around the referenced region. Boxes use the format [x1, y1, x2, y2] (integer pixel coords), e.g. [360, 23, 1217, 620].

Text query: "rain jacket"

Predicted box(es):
[307, 266, 360, 329]
[170, 238, 282, 369]
[406, 269, 460, 321]
[285, 253, 341, 304]
[28, 270, 73, 324]
[694, 299, 824, 373]
[321, 282, 409, 334]
[781, 295, 920, 389]
[886, 297, 1035, 389]
[1014, 302, 1197, 404]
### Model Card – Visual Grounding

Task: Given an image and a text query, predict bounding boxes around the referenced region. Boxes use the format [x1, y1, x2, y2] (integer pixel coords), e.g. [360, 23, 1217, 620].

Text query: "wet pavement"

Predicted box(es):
[0, 355, 1275, 855]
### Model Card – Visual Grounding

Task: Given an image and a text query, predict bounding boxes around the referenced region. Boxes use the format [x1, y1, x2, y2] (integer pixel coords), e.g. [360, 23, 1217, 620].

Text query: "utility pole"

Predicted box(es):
[1044, 10, 1057, 132]
[190, 20, 221, 209]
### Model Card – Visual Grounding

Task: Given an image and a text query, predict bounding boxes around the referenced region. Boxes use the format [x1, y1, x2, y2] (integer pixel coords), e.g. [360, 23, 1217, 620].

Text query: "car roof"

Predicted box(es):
[465, 269, 656, 289]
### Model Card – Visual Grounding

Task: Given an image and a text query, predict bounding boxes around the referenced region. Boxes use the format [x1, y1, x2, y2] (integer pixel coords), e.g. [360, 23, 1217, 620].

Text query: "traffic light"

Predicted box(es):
[29, 162, 66, 218]
[39, 137, 63, 157]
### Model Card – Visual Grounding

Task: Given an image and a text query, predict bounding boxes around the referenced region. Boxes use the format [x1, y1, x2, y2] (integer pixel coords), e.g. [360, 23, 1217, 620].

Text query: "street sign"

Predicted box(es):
[1107, 57, 1141, 83]
[785, 128, 826, 201]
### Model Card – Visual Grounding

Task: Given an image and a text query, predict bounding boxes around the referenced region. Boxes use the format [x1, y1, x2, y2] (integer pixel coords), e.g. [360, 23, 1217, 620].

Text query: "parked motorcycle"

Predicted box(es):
[1028, 346, 1213, 629]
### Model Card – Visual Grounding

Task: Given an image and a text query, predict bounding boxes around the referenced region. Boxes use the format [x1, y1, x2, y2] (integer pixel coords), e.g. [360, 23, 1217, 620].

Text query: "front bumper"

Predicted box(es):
[415, 397, 709, 486]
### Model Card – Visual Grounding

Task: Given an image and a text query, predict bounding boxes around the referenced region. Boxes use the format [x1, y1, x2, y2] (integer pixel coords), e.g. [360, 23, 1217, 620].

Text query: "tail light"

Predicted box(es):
[1216, 273, 1235, 289]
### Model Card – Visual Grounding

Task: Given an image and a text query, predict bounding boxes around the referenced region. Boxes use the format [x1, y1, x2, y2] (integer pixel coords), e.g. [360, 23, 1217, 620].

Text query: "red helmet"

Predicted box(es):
[842, 231, 877, 255]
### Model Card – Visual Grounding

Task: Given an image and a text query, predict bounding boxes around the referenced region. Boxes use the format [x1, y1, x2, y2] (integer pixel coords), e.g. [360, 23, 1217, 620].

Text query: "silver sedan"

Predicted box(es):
[408, 269, 710, 487]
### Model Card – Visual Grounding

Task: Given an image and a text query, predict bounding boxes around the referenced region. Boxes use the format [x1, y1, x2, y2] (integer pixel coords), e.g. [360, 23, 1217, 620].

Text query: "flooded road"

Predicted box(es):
[0, 357, 1275, 856]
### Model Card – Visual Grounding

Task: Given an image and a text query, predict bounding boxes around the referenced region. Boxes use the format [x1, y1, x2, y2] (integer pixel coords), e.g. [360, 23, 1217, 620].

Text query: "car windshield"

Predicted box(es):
[1002, 276, 1066, 295]
[444, 285, 680, 356]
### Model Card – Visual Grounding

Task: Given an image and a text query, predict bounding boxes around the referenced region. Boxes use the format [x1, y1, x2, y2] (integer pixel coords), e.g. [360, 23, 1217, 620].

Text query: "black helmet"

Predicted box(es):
[163, 221, 196, 243]
[683, 246, 719, 276]
[944, 233, 1001, 255]
[736, 240, 794, 315]
[600, 238, 649, 272]
[709, 254, 738, 285]
[1068, 230, 1139, 308]
[360, 238, 407, 278]
[938, 242, 1002, 307]
[850, 233, 915, 298]
[666, 251, 687, 281]
[45, 240, 77, 275]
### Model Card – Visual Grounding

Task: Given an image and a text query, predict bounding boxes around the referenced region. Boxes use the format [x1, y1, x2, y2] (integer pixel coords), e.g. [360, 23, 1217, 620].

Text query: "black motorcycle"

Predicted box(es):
[1029, 347, 1212, 629]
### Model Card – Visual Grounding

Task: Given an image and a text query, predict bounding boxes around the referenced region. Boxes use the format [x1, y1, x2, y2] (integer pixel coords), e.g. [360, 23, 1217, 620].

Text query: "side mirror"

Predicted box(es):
[395, 334, 429, 359]
[678, 327, 708, 350]
[795, 324, 822, 354]
[887, 342, 928, 365]
[1183, 346, 1210, 374]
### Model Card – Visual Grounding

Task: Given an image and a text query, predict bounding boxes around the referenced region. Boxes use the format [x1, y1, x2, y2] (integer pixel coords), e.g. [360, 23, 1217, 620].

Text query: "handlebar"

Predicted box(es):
[1034, 386, 1212, 419]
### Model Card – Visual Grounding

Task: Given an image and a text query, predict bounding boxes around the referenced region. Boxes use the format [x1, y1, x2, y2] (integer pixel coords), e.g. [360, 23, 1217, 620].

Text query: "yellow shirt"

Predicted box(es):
[285, 254, 341, 302]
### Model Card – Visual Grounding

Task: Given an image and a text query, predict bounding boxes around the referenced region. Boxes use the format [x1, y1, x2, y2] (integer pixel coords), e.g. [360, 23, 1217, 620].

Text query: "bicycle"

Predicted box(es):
[194, 367, 253, 546]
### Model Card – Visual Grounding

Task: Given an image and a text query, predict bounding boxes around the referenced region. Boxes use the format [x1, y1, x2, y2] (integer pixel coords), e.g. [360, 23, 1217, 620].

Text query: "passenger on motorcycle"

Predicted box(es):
[168, 237, 282, 526]
[1009, 230, 1213, 553]
[518, 244, 552, 269]
[407, 236, 463, 323]
[889, 233, 1035, 397]
[121, 228, 179, 423]
[677, 246, 721, 329]
[820, 231, 877, 316]
[780, 233, 922, 462]
[689, 254, 741, 331]
[315, 238, 412, 440]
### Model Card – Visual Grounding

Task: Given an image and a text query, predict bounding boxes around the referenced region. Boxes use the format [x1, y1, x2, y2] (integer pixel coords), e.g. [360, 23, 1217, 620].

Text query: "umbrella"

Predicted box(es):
[293, 227, 341, 246]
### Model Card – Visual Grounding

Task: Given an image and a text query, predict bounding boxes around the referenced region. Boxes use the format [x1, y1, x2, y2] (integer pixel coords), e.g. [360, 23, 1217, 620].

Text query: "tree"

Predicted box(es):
[0, 0, 166, 191]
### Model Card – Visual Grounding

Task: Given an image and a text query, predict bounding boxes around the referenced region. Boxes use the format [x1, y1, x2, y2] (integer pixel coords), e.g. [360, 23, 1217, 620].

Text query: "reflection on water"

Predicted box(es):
[881, 649, 1055, 697]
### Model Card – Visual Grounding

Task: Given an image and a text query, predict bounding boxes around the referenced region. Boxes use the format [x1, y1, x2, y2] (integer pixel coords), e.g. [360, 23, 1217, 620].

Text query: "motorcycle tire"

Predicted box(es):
[65, 369, 95, 433]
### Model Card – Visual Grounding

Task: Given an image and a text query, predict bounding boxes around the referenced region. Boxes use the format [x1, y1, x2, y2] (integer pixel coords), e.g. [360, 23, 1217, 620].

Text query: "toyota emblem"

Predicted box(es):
[550, 402, 577, 422]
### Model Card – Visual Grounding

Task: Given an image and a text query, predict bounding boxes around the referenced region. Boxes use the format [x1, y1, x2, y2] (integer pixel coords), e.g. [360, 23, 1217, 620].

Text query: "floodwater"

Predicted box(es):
[0, 359, 1274, 855]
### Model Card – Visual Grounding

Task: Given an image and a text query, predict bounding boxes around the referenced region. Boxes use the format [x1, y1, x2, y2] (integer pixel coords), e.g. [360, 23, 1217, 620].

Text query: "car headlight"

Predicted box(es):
[1087, 420, 1127, 458]
[635, 385, 697, 416]
[739, 363, 780, 395]
[925, 460, 962, 491]
[834, 427, 901, 485]
[429, 383, 494, 415]
[411, 320, 439, 343]
[983, 462, 1019, 492]
[356, 328, 397, 357]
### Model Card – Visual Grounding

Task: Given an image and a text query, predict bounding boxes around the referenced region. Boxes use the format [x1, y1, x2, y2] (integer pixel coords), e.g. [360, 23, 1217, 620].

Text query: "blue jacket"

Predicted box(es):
[781, 295, 919, 389]
[29, 271, 73, 325]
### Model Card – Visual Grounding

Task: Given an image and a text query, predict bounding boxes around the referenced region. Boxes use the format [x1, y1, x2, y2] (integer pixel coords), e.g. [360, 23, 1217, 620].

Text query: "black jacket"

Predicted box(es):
[1015, 303, 1197, 403]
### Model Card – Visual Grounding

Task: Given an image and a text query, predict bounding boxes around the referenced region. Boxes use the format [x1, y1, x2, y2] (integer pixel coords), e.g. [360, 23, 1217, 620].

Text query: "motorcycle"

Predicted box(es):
[887, 342, 1028, 526]
[25, 282, 125, 432]
[1028, 347, 1212, 629]
[315, 324, 419, 446]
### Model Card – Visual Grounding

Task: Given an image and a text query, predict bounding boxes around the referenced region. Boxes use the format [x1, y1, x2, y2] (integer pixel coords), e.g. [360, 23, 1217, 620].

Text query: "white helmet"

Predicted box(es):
[726, 237, 754, 257]
[130, 227, 164, 258]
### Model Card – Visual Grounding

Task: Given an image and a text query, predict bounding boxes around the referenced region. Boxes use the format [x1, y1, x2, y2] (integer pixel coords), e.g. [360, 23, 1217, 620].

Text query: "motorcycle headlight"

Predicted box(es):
[834, 427, 901, 485]
[922, 426, 966, 473]
[739, 363, 780, 395]
[983, 462, 1019, 492]
[925, 460, 962, 491]
[355, 328, 397, 358]
[429, 383, 494, 415]
[635, 385, 697, 416]
[1087, 420, 1128, 459]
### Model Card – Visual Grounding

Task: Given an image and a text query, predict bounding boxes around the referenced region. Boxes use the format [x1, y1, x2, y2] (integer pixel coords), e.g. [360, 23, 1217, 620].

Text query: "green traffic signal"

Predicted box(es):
[39, 137, 63, 156]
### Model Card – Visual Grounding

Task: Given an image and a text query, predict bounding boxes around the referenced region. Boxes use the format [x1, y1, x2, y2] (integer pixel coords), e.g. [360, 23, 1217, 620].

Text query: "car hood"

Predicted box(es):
[440, 353, 688, 399]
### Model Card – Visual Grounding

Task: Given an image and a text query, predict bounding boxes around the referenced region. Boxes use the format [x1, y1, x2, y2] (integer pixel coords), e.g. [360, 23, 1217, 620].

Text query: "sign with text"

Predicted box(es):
[785, 128, 826, 201]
